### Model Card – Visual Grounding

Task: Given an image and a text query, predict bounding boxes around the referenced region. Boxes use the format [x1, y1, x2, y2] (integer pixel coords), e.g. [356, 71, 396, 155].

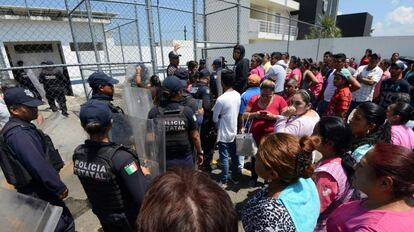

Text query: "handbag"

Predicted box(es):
[236, 116, 258, 157]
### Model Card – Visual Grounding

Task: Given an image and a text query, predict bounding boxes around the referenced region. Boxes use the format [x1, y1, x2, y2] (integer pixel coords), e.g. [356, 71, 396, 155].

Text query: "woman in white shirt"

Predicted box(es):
[274, 89, 320, 137]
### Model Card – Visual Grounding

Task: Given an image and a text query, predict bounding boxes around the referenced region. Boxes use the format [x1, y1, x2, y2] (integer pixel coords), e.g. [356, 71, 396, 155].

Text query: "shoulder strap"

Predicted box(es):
[1, 121, 25, 137]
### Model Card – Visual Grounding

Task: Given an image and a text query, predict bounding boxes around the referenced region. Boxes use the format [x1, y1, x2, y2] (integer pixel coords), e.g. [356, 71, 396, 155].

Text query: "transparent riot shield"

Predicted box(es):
[123, 84, 153, 119]
[0, 188, 63, 232]
[26, 69, 46, 100]
[125, 64, 152, 87]
[109, 115, 165, 178]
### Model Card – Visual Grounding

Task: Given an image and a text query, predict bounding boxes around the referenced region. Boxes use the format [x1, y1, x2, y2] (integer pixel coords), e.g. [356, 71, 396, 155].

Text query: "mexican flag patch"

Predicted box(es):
[124, 161, 139, 175]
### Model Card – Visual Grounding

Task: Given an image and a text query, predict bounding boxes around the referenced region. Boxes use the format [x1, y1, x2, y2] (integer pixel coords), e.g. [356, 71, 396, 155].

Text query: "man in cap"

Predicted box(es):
[317, 53, 361, 114]
[38, 61, 69, 116]
[87, 71, 121, 113]
[379, 62, 411, 108]
[0, 87, 74, 231]
[87, 72, 133, 146]
[348, 53, 383, 115]
[148, 75, 203, 169]
[167, 44, 182, 76]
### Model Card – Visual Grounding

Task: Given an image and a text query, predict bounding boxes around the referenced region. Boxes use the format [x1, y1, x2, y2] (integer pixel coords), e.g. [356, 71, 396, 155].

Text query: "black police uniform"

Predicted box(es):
[190, 82, 216, 167]
[39, 68, 68, 114]
[1, 117, 74, 232]
[73, 140, 149, 232]
[148, 101, 197, 169]
[14, 68, 42, 100]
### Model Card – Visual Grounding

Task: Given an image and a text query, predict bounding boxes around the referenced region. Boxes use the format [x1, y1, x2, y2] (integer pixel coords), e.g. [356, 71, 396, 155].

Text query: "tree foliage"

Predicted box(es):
[305, 15, 342, 39]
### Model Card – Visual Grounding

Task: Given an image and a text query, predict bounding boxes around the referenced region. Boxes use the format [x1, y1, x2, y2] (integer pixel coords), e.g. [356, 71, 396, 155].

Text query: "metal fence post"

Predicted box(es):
[236, 0, 240, 44]
[102, 25, 113, 77]
[192, 0, 198, 61]
[287, 11, 291, 53]
[145, 0, 157, 75]
[117, 24, 127, 74]
[64, 0, 88, 100]
[134, 1, 143, 61]
[203, 0, 207, 59]
[157, 0, 165, 69]
[85, 0, 102, 71]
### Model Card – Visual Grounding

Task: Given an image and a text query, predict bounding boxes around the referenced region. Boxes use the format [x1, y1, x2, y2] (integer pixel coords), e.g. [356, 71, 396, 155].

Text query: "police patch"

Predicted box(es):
[124, 161, 138, 175]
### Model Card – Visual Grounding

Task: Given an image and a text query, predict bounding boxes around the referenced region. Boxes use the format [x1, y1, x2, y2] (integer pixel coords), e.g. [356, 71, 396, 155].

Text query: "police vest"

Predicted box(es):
[0, 122, 65, 188]
[158, 106, 191, 159]
[73, 144, 137, 211]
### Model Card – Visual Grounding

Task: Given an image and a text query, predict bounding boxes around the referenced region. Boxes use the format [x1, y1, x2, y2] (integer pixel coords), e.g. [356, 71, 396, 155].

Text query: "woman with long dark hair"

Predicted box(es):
[312, 116, 354, 231]
[327, 144, 414, 231]
[349, 102, 391, 162]
[386, 101, 414, 149]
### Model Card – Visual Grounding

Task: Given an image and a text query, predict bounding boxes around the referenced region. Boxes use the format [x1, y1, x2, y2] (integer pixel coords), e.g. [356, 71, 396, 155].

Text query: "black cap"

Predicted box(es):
[212, 59, 222, 66]
[333, 53, 346, 59]
[199, 68, 210, 78]
[370, 53, 380, 59]
[87, 72, 119, 89]
[174, 68, 189, 80]
[168, 51, 181, 59]
[80, 101, 112, 127]
[4, 87, 43, 107]
[391, 62, 405, 70]
[163, 75, 185, 92]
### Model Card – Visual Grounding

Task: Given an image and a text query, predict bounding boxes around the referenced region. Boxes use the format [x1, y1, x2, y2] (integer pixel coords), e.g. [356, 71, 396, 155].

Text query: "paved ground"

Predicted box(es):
[1, 94, 261, 231]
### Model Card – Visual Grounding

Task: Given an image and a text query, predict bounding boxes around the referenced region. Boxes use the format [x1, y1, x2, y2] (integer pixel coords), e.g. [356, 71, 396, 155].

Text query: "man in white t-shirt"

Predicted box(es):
[348, 53, 383, 115]
[212, 69, 241, 187]
[265, 52, 286, 94]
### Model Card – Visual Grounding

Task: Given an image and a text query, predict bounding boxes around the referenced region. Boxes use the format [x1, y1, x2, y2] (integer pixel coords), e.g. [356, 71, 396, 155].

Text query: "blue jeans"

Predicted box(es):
[218, 141, 240, 183]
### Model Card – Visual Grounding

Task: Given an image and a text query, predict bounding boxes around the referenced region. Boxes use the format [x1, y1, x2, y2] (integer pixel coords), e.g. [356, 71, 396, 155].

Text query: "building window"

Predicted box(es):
[14, 44, 53, 53]
[69, 42, 104, 51]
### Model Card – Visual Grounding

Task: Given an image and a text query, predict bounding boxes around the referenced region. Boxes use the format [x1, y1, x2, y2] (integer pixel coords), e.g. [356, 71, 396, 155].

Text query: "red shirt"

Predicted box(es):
[324, 86, 352, 120]
[359, 56, 369, 66]
[247, 95, 287, 144]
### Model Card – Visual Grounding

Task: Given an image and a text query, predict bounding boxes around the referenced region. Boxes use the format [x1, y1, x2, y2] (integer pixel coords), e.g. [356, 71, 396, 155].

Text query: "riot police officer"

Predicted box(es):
[14, 60, 41, 100]
[190, 69, 216, 171]
[148, 75, 204, 169]
[39, 61, 68, 116]
[74, 101, 150, 232]
[87, 72, 121, 113]
[0, 87, 74, 231]
[87, 72, 132, 146]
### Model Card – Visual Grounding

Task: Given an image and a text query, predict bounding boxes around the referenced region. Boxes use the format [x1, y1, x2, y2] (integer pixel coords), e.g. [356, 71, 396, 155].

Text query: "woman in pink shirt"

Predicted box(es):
[312, 116, 354, 232]
[249, 54, 265, 79]
[327, 144, 414, 232]
[386, 102, 414, 150]
[286, 56, 303, 87]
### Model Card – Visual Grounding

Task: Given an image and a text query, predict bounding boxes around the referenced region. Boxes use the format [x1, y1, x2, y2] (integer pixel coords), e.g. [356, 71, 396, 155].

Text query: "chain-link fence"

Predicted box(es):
[0, 0, 327, 102]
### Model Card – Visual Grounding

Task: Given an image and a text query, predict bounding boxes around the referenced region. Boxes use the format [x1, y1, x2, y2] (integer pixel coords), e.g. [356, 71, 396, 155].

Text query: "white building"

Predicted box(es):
[205, 0, 300, 45]
[0, 5, 115, 95]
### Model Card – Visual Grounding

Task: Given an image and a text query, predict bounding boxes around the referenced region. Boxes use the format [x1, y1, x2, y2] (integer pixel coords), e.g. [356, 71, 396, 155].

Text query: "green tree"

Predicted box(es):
[305, 15, 342, 39]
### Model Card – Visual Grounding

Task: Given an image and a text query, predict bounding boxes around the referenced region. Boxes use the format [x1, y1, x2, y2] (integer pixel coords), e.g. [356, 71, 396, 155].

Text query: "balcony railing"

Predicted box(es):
[249, 18, 297, 38]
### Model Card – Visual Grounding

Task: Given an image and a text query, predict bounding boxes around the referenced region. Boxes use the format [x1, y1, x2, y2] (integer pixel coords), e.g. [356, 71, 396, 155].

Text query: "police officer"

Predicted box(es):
[74, 101, 150, 232]
[0, 87, 74, 231]
[87, 72, 132, 146]
[13, 60, 42, 100]
[173, 68, 203, 126]
[148, 75, 204, 169]
[87, 72, 121, 113]
[38, 61, 68, 116]
[190, 69, 216, 171]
